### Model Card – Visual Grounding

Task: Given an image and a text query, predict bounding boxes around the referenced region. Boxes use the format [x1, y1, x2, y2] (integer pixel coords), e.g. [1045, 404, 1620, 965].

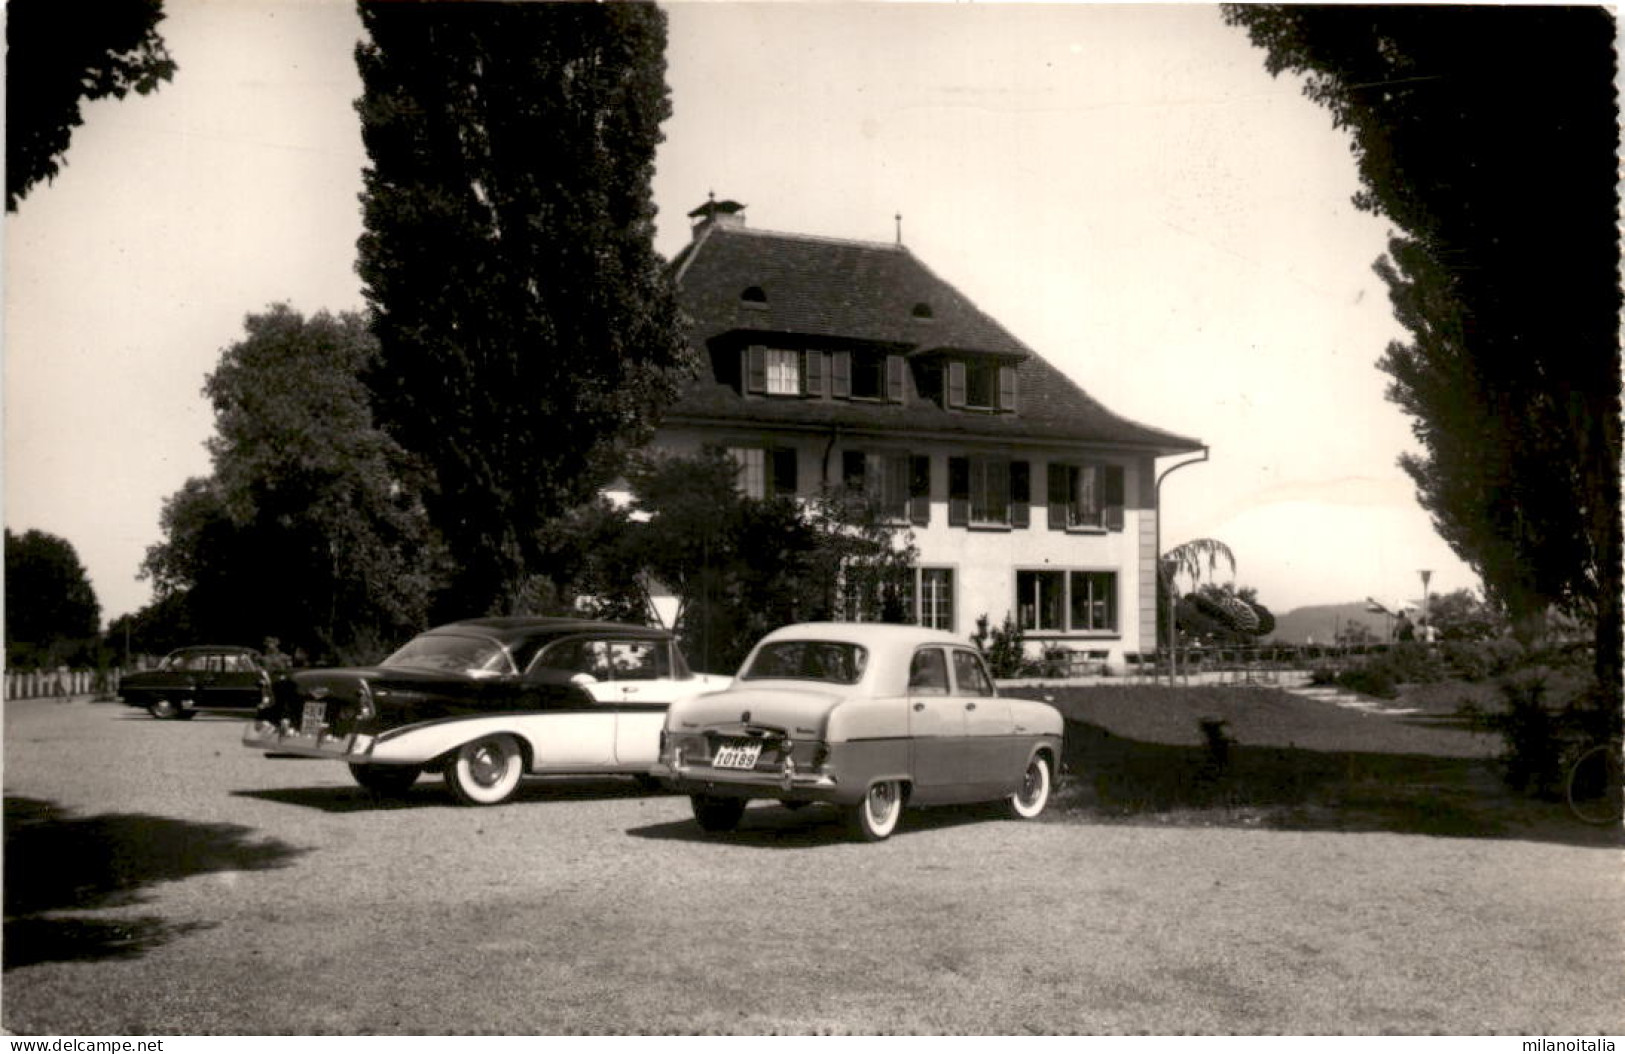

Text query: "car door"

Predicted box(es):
[950, 647, 1014, 793]
[202, 653, 263, 710]
[524, 638, 617, 768]
[907, 645, 965, 796]
[604, 639, 674, 766]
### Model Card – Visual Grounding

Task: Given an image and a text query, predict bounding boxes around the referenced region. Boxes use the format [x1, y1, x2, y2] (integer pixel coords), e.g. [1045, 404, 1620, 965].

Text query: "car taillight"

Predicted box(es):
[357, 680, 376, 721]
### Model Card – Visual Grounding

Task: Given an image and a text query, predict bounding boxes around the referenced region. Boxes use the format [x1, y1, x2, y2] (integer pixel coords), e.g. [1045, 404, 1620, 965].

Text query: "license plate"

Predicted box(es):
[712, 740, 761, 770]
[300, 700, 327, 734]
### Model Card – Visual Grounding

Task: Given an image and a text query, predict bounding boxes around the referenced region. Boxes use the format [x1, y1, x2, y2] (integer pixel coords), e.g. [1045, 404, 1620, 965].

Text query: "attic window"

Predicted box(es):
[912, 302, 934, 320]
[740, 286, 768, 306]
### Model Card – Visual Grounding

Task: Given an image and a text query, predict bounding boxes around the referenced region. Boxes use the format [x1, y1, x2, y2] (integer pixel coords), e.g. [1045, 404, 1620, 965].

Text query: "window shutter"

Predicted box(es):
[842, 450, 866, 491]
[745, 345, 767, 394]
[1047, 462, 1069, 530]
[946, 361, 967, 408]
[1010, 460, 1031, 529]
[909, 454, 931, 525]
[948, 456, 970, 527]
[1104, 464, 1125, 531]
[831, 350, 852, 398]
[771, 448, 799, 497]
[804, 350, 824, 397]
[886, 355, 906, 402]
[998, 365, 1017, 412]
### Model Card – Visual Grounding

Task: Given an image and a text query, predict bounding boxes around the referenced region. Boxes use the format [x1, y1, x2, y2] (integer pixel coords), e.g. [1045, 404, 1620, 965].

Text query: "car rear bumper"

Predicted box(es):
[243, 719, 376, 762]
[651, 759, 844, 803]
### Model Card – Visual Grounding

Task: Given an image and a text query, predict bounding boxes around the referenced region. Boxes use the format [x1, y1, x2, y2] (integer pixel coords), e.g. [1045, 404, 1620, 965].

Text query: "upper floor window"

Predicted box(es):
[831, 351, 905, 402]
[765, 348, 800, 395]
[727, 446, 798, 499]
[1047, 462, 1126, 531]
[946, 359, 1017, 413]
[745, 345, 806, 397]
[740, 285, 768, 305]
[948, 456, 1031, 529]
[842, 450, 928, 524]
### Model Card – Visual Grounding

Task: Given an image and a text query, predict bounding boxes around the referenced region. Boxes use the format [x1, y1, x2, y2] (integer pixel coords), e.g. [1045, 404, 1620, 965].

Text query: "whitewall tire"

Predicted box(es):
[1007, 753, 1052, 820]
[444, 735, 524, 806]
[849, 779, 904, 842]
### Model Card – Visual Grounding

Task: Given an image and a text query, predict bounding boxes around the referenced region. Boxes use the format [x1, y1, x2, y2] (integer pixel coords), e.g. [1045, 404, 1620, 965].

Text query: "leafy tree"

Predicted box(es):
[1223, 5, 1622, 688]
[1425, 587, 1505, 643]
[6, 0, 178, 210]
[355, 1, 692, 618]
[622, 450, 917, 673]
[142, 306, 440, 662]
[5, 528, 102, 666]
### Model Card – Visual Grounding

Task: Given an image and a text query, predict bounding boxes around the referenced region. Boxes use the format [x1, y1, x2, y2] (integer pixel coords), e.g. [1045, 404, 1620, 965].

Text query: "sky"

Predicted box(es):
[4, 0, 1481, 629]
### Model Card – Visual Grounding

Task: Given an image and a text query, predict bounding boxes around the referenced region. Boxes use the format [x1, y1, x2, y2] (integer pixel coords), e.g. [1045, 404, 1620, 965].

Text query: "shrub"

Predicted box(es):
[1309, 665, 1339, 686]
[1336, 664, 1398, 699]
[1440, 638, 1524, 682]
[1487, 673, 1564, 795]
[973, 613, 1027, 678]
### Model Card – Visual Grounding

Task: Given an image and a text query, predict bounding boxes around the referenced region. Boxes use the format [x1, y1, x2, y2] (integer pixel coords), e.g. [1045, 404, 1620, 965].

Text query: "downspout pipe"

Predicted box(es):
[1155, 446, 1210, 685]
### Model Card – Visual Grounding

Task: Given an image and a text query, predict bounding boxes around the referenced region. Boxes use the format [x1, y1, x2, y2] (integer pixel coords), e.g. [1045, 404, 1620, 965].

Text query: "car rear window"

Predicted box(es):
[740, 641, 867, 685]
[382, 633, 513, 677]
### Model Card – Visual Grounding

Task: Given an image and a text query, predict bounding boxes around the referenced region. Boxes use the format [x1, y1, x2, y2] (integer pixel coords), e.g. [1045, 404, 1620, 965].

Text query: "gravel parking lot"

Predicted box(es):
[4, 695, 1622, 1035]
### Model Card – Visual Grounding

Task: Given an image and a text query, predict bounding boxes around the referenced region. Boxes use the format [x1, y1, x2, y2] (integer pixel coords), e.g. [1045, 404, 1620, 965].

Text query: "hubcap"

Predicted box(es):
[469, 744, 507, 787]
[1021, 764, 1042, 805]
[869, 782, 896, 821]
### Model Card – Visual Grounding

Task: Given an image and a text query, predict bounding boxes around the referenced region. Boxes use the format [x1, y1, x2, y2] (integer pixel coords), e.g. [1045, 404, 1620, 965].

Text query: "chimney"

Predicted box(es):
[688, 193, 746, 239]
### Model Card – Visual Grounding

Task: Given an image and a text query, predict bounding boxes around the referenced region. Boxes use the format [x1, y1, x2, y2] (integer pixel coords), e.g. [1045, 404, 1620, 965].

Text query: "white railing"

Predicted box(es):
[4, 669, 113, 701]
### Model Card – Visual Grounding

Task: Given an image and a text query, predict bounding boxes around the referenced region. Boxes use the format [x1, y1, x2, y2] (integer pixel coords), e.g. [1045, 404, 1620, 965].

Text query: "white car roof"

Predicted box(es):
[747, 622, 981, 697]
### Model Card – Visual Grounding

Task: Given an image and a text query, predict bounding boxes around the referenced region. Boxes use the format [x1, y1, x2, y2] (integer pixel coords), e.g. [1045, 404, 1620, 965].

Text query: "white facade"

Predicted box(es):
[644, 424, 1161, 669]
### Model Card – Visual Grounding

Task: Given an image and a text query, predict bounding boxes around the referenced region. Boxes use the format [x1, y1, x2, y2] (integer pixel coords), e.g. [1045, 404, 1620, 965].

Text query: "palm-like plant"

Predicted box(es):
[1158, 538, 1237, 680]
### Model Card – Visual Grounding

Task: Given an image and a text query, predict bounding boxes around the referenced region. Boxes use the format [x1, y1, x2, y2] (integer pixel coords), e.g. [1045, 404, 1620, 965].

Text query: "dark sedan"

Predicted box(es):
[243, 617, 730, 805]
[118, 646, 275, 720]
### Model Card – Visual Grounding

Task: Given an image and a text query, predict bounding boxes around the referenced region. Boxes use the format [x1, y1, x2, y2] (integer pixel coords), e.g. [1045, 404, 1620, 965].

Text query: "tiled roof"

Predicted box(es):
[666, 223, 1203, 454]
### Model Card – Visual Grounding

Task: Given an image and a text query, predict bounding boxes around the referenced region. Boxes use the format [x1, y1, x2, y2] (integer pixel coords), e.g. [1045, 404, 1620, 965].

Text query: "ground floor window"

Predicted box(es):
[1017, 568, 1118, 633]
[914, 566, 955, 631]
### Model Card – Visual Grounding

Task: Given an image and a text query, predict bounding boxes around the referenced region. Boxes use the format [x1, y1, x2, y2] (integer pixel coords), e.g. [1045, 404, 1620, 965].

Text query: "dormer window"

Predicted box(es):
[912, 302, 934, 320]
[740, 285, 768, 306]
[946, 358, 1017, 413]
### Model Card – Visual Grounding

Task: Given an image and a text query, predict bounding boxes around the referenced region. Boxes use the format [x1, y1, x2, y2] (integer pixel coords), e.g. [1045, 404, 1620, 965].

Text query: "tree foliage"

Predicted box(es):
[5, 528, 101, 665]
[141, 306, 439, 662]
[5, 0, 178, 210]
[354, 0, 692, 617]
[1223, 5, 1622, 684]
[623, 450, 918, 673]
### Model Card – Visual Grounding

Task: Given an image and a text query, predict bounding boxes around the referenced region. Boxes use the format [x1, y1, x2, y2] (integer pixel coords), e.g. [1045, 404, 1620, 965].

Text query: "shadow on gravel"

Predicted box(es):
[234, 774, 667, 813]
[3, 796, 306, 969]
[1052, 717, 1622, 850]
[627, 800, 1002, 848]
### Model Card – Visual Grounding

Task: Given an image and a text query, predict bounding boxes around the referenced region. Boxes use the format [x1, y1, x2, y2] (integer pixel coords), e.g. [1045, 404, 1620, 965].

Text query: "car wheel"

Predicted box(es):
[444, 735, 524, 806]
[1007, 752, 1053, 820]
[848, 779, 903, 842]
[349, 763, 421, 798]
[147, 696, 185, 720]
[691, 794, 746, 833]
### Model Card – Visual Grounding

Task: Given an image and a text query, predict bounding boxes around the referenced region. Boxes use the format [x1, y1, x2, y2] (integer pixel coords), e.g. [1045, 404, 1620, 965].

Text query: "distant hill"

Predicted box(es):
[1268, 602, 1398, 645]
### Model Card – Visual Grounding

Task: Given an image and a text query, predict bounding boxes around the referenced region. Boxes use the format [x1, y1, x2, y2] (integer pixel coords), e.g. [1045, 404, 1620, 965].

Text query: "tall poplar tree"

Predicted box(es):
[354, 1, 691, 617]
[1224, 5, 1621, 687]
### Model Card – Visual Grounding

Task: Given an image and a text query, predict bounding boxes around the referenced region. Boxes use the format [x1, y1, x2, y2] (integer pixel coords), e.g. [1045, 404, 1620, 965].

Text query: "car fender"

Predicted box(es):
[366, 712, 565, 768]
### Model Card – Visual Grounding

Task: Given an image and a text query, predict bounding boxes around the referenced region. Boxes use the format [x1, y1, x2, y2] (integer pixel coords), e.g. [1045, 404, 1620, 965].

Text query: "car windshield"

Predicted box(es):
[381, 633, 514, 677]
[739, 640, 868, 685]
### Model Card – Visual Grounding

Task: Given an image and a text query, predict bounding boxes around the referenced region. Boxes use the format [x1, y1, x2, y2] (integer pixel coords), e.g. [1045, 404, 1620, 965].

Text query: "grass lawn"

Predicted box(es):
[1005, 684, 1620, 848]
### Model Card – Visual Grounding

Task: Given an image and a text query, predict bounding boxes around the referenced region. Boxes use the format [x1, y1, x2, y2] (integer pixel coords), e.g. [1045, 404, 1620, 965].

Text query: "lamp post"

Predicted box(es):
[1155, 447, 1210, 685]
[1418, 569, 1433, 635]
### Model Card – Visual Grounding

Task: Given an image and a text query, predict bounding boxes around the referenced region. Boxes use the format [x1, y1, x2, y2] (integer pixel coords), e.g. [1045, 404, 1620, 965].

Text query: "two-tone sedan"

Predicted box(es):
[244, 617, 730, 805]
[118, 645, 275, 720]
[652, 622, 1064, 841]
